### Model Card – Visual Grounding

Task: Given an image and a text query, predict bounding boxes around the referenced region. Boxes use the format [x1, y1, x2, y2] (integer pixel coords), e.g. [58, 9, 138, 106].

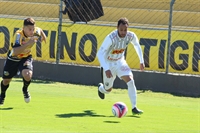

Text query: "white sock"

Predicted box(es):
[127, 80, 137, 109]
[98, 84, 109, 94]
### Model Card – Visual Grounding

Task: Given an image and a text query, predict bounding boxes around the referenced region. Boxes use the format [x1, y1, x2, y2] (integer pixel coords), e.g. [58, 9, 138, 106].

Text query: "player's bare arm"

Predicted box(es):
[40, 29, 47, 43]
[12, 38, 36, 56]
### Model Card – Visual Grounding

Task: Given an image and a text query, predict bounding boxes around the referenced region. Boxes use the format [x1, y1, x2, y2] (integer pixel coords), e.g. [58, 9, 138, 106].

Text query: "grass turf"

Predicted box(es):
[0, 78, 199, 133]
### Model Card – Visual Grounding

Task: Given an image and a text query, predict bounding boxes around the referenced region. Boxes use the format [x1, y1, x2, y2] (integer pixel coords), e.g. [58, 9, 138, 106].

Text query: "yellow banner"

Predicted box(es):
[0, 18, 200, 74]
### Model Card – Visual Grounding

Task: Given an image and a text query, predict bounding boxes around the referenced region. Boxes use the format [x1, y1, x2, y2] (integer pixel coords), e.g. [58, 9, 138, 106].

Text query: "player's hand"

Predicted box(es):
[140, 63, 145, 71]
[25, 37, 37, 48]
[28, 37, 37, 44]
[105, 70, 113, 78]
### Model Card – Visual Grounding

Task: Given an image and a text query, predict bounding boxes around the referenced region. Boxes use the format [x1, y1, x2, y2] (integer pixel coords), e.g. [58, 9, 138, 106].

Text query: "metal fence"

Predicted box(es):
[0, 0, 199, 75]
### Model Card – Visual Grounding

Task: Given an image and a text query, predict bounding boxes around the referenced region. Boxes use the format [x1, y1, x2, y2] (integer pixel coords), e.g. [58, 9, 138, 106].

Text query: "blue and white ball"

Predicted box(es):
[112, 102, 128, 118]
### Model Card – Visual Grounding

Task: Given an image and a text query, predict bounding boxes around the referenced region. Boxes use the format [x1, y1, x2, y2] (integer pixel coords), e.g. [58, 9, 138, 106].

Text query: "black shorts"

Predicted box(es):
[3, 55, 33, 79]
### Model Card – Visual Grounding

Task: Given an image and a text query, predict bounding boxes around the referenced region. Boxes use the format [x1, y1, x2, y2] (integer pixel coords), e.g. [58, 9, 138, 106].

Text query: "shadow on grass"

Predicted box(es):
[56, 110, 141, 120]
[102, 115, 141, 123]
[126, 115, 141, 118]
[104, 121, 120, 123]
[0, 107, 13, 110]
[56, 110, 107, 118]
[12, 78, 55, 84]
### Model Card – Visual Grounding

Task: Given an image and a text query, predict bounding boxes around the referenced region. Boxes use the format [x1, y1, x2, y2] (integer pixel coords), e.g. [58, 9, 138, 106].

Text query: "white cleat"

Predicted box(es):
[23, 91, 31, 103]
[24, 97, 31, 103]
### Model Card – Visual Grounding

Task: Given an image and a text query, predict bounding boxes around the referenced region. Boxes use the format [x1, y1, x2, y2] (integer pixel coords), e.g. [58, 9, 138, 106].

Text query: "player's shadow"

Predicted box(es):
[126, 115, 141, 118]
[13, 78, 55, 84]
[104, 121, 120, 123]
[0, 107, 13, 110]
[55, 110, 106, 118]
[107, 115, 141, 118]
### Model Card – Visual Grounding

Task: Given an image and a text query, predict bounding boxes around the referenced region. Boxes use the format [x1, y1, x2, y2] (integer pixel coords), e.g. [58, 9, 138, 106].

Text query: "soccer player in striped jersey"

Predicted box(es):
[0, 18, 46, 106]
[97, 18, 145, 115]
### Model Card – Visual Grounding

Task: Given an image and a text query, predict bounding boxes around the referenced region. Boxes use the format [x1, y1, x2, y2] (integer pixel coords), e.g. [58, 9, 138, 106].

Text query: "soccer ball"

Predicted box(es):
[112, 102, 128, 118]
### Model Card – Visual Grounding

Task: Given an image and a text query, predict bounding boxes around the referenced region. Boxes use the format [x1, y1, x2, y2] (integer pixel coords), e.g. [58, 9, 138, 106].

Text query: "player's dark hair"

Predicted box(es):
[24, 18, 35, 26]
[117, 18, 129, 27]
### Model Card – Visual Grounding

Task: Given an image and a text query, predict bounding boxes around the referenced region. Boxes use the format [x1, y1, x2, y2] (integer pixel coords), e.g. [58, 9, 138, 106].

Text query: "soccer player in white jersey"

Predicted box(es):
[97, 18, 145, 115]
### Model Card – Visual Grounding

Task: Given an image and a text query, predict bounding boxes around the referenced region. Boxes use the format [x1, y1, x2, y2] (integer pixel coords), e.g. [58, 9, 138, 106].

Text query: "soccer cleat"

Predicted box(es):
[132, 107, 143, 115]
[23, 91, 31, 103]
[98, 83, 105, 99]
[0, 94, 5, 106]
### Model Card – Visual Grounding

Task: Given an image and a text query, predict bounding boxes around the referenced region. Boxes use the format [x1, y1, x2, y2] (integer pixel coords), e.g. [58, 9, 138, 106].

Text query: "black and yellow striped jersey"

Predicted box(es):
[8, 27, 41, 61]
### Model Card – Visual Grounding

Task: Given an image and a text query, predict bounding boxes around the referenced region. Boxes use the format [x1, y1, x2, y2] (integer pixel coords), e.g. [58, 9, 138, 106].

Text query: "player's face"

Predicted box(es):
[117, 23, 128, 38]
[23, 25, 35, 37]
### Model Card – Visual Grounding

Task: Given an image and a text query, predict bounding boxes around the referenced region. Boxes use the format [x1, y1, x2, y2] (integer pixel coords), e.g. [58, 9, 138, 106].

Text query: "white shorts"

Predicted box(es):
[101, 59, 133, 90]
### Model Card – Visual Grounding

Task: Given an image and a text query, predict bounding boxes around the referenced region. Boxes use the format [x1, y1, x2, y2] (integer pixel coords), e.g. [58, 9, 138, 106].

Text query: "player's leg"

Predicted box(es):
[0, 59, 18, 105]
[98, 67, 105, 99]
[0, 79, 11, 106]
[117, 61, 143, 115]
[98, 67, 116, 99]
[19, 56, 33, 103]
[121, 75, 143, 115]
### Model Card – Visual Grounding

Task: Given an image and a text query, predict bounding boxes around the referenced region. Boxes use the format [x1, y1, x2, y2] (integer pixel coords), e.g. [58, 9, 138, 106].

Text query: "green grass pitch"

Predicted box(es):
[0, 78, 199, 133]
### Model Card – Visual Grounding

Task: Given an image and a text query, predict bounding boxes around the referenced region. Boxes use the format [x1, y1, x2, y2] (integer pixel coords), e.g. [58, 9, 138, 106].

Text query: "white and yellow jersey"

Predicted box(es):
[97, 30, 144, 71]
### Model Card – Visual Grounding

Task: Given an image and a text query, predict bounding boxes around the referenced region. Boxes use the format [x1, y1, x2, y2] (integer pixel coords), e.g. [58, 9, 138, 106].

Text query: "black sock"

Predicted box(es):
[22, 78, 31, 92]
[1, 80, 9, 96]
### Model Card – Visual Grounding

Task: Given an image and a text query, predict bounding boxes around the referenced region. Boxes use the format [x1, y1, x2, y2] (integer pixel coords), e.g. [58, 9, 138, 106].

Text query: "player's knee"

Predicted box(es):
[121, 75, 133, 83]
[3, 79, 11, 85]
[106, 88, 112, 92]
[22, 69, 32, 81]
[127, 79, 135, 88]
